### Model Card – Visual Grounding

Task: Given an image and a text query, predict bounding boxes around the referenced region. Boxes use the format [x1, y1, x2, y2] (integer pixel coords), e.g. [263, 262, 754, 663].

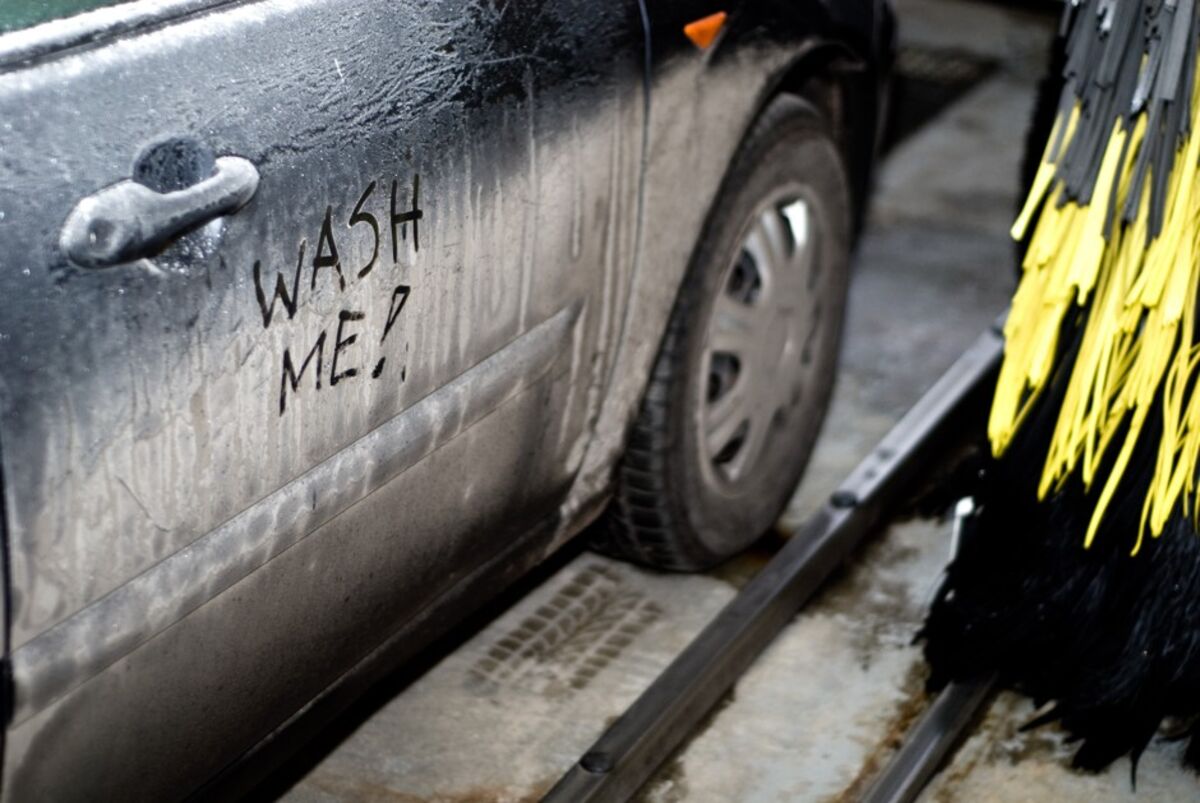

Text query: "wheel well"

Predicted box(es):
[775, 57, 847, 147]
[768, 46, 881, 237]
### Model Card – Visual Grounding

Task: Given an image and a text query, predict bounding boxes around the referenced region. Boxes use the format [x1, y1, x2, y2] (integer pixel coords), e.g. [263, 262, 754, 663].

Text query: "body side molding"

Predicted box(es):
[9, 303, 581, 724]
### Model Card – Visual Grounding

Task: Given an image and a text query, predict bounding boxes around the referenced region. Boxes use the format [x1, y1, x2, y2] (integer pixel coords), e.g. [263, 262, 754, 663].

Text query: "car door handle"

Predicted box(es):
[60, 155, 259, 268]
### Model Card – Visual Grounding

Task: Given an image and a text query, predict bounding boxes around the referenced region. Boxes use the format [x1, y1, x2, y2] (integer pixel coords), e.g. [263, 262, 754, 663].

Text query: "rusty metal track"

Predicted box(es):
[861, 678, 996, 803]
[542, 321, 1005, 803]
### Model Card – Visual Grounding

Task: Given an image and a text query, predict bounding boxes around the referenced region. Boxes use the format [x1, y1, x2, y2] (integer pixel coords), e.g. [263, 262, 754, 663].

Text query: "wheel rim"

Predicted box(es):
[699, 186, 828, 486]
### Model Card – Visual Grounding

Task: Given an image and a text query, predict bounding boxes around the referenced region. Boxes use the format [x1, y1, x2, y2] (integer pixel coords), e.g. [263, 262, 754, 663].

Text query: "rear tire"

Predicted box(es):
[598, 94, 852, 571]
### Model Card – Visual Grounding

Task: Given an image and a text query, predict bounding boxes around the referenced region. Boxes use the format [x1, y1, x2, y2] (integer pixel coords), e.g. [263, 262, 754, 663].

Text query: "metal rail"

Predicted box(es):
[859, 501, 997, 803]
[861, 679, 996, 803]
[542, 322, 1004, 803]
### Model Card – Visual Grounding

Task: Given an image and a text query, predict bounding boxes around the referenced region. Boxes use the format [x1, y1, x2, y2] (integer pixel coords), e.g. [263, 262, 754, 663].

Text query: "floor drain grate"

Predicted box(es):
[465, 563, 663, 699]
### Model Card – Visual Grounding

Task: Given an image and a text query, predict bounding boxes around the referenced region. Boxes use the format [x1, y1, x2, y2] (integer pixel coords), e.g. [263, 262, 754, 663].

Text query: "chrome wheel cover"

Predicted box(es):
[698, 185, 829, 487]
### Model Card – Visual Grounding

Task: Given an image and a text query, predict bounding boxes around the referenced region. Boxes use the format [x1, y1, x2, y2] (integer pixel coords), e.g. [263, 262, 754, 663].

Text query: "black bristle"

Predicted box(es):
[923, 4, 1200, 776]
[924, 310, 1200, 773]
[925, 273, 1200, 773]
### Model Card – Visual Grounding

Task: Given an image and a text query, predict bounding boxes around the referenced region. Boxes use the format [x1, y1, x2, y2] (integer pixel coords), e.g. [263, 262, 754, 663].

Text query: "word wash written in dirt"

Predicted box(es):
[251, 175, 423, 415]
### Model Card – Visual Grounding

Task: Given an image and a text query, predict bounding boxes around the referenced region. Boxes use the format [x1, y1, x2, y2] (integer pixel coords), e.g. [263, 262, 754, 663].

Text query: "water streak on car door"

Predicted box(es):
[0, 0, 644, 796]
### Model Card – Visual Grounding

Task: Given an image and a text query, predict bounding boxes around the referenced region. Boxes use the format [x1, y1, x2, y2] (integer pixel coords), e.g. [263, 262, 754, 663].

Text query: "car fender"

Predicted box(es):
[554, 0, 892, 547]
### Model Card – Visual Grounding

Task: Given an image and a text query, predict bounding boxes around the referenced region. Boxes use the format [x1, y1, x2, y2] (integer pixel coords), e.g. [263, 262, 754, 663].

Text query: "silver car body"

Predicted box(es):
[0, 0, 890, 796]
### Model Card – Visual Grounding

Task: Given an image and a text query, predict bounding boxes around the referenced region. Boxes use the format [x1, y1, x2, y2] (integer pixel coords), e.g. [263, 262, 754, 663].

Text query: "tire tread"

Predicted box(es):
[596, 94, 845, 571]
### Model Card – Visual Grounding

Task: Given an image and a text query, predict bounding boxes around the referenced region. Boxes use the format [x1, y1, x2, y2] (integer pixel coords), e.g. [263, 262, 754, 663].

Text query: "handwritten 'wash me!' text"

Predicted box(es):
[251, 175, 422, 415]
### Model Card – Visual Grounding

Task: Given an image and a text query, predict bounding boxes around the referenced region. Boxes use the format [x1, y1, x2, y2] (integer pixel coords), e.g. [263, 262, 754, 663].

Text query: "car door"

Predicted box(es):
[0, 0, 644, 797]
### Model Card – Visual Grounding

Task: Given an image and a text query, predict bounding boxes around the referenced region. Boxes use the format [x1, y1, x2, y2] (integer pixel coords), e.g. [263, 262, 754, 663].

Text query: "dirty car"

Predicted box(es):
[0, 0, 892, 797]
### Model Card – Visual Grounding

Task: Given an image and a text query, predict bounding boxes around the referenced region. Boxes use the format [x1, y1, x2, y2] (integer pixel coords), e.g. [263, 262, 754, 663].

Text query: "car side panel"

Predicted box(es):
[0, 0, 644, 795]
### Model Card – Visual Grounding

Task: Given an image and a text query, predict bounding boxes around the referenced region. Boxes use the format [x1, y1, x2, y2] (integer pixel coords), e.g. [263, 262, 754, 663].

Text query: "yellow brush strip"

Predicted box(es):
[993, 70, 1200, 551]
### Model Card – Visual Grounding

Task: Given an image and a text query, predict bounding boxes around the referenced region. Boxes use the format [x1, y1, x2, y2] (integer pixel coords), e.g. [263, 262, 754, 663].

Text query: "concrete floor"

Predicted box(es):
[276, 2, 1198, 800]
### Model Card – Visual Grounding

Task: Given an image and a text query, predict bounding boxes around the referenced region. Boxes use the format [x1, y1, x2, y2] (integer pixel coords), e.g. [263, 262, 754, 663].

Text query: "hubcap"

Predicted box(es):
[700, 189, 825, 485]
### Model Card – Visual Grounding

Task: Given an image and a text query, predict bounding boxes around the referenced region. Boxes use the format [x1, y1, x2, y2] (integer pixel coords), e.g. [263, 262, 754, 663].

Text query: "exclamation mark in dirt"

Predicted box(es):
[374, 284, 411, 381]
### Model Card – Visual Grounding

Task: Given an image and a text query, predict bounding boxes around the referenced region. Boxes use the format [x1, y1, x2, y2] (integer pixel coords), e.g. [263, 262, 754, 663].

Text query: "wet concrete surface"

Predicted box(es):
[279, 559, 735, 802]
[919, 692, 1193, 803]
[276, 1, 1197, 800]
[638, 520, 954, 803]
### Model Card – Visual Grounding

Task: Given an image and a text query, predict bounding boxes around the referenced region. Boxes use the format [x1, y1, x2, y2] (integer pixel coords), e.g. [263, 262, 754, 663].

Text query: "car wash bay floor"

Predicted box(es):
[270, 2, 1198, 801]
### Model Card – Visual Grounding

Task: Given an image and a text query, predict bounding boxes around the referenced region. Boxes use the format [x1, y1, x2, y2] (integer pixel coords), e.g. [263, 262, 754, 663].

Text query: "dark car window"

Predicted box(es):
[0, 0, 133, 33]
